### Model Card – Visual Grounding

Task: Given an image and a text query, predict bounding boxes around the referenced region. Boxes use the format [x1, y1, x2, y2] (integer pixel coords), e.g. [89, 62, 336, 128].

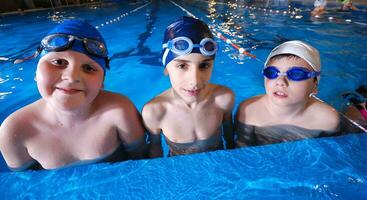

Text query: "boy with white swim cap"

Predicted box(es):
[235, 40, 340, 147]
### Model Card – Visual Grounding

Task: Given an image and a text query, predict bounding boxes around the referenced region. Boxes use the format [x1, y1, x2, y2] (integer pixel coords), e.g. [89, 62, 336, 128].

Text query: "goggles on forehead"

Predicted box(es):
[263, 66, 320, 81]
[40, 33, 108, 58]
[162, 36, 218, 57]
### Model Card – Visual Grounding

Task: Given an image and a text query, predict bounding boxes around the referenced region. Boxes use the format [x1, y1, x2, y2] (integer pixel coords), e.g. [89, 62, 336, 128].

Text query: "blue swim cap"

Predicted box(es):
[162, 16, 215, 67]
[40, 19, 109, 72]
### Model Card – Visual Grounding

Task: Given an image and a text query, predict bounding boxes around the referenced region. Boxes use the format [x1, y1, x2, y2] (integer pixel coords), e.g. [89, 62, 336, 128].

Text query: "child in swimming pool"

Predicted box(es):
[340, 0, 359, 11]
[343, 85, 367, 131]
[142, 16, 235, 157]
[235, 40, 340, 147]
[311, 0, 327, 17]
[0, 20, 146, 171]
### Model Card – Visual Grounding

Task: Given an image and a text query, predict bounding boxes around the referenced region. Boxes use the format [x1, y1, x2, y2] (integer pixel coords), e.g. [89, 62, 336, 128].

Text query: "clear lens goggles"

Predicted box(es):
[162, 36, 217, 57]
[263, 66, 320, 81]
[40, 34, 108, 58]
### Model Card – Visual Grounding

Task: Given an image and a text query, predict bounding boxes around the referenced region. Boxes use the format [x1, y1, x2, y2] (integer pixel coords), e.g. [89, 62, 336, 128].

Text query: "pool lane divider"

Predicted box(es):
[95, 1, 152, 29]
[214, 31, 257, 59]
[12, 1, 153, 64]
[169, 0, 259, 62]
[243, 4, 356, 24]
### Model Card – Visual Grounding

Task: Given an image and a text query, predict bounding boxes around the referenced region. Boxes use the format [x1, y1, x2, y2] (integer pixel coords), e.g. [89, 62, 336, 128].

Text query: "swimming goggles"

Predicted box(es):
[343, 92, 366, 106]
[40, 33, 108, 58]
[263, 66, 320, 81]
[162, 36, 218, 56]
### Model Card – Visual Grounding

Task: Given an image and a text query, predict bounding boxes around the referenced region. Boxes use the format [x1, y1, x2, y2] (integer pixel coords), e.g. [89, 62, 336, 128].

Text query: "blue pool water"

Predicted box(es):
[1, 133, 366, 199]
[0, 0, 367, 198]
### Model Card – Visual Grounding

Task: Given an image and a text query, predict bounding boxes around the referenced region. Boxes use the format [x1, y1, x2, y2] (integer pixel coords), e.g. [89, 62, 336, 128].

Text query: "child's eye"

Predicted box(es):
[199, 62, 211, 70]
[51, 59, 68, 67]
[82, 64, 98, 73]
[176, 63, 187, 70]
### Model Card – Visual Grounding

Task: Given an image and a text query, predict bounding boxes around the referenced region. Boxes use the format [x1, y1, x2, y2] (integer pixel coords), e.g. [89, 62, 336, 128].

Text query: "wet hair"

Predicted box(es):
[356, 85, 367, 98]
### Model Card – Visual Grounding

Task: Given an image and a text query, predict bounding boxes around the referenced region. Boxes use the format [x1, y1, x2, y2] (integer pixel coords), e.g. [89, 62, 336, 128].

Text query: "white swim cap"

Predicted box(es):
[264, 40, 321, 72]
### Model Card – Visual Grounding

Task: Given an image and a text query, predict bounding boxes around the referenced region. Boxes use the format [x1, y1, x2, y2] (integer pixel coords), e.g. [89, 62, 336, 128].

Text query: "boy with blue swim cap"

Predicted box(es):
[235, 40, 340, 147]
[161, 16, 217, 67]
[38, 19, 109, 72]
[0, 20, 146, 171]
[143, 16, 235, 157]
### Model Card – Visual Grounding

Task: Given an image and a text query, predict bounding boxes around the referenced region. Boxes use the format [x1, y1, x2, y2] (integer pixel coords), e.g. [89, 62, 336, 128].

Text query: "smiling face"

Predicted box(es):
[165, 53, 214, 103]
[264, 56, 317, 107]
[35, 50, 104, 110]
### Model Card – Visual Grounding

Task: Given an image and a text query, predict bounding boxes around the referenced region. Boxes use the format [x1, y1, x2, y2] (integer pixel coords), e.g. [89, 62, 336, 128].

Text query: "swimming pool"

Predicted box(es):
[0, 0, 366, 198]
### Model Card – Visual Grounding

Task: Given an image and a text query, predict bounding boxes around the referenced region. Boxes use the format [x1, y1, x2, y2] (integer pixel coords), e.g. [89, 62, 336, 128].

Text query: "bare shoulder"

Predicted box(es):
[94, 91, 143, 133]
[97, 91, 145, 142]
[212, 84, 235, 110]
[0, 102, 43, 169]
[95, 91, 139, 117]
[141, 90, 170, 134]
[97, 91, 135, 108]
[142, 90, 168, 124]
[236, 95, 264, 123]
[0, 101, 42, 144]
[308, 98, 340, 131]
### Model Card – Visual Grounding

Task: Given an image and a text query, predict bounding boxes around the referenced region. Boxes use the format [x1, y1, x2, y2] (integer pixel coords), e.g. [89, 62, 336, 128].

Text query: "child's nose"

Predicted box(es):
[61, 67, 81, 83]
[188, 69, 201, 86]
[275, 75, 289, 87]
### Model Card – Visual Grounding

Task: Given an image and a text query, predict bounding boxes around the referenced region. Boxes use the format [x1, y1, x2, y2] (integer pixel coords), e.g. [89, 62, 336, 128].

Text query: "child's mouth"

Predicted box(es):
[56, 87, 83, 95]
[274, 91, 288, 98]
[184, 88, 201, 96]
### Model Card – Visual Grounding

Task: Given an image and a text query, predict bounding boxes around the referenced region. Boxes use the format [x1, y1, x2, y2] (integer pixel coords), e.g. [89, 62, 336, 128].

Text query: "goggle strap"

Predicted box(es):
[162, 48, 170, 66]
[13, 47, 42, 64]
[105, 57, 110, 70]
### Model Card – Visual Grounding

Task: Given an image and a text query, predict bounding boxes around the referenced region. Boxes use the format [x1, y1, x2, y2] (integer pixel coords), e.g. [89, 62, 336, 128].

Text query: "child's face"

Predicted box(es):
[264, 57, 317, 107]
[165, 53, 214, 103]
[35, 50, 104, 110]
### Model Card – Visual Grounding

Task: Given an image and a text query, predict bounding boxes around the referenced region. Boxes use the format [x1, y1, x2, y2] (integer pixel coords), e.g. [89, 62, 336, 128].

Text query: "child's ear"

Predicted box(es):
[163, 68, 168, 76]
[311, 83, 318, 96]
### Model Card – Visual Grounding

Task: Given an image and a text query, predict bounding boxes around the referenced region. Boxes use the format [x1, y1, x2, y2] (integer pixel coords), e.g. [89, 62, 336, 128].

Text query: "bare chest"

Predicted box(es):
[25, 123, 119, 169]
[161, 106, 224, 141]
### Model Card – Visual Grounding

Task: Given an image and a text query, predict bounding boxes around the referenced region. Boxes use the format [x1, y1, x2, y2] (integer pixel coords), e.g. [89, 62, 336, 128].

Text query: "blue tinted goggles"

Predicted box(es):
[162, 36, 218, 57]
[263, 66, 320, 81]
[41, 34, 108, 58]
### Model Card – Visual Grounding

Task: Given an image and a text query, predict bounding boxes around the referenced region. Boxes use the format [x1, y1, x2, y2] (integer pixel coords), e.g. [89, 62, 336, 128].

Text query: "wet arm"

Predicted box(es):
[222, 113, 235, 149]
[148, 131, 163, 158]
[116, 99, 148, 160]
[124, 134, 148, 160]
[0, 121, 35, 171]
[234, 102, 257, 148]
[220, 88, 235, 149]
[141, 103, 164, 158]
